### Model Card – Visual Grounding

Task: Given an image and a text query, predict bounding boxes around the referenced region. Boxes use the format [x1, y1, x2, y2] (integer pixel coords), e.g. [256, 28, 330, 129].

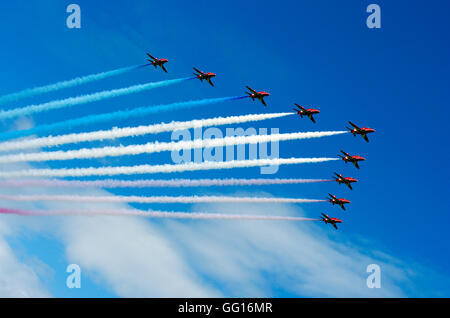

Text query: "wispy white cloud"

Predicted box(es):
[160, 199, 444, 297]
[0, 219, 51, 297]
[0, 163, 220, 297]
[59, 214, 220, 297]
[0, 145, 51, 297]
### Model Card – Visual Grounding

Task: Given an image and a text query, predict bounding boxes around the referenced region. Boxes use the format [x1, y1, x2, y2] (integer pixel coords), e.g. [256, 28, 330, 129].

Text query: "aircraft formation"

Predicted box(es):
[0, 51, 375, 230]
[145, 52, 376, 231]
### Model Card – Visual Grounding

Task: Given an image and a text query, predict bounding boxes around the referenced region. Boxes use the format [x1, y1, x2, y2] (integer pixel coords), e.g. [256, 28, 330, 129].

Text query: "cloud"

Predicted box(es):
[58, 214, 220, 297]
[12, 116, 35, 131]
[0, 218, 50, 297]
[1, 182, 448, 297]
[0, 169, 219, 297]
[159, 199, 444, 297]
[0, 158, 50, 297]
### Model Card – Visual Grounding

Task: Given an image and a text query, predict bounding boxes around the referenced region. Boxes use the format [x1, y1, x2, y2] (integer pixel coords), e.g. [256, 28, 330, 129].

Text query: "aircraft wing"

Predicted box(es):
[363, 134, 369, 142]
[341, 150, 349, 156]
[160, 64, 168, 73]
[340, 204, 346, 211]
[207, 78, 214, 87]
[146, 53, 157, 61]
[193, 67, 203, 74]
[349, 121, 360, 129]
[246, 86, 257, 93]
[295, 104, 305, 111]
[354, 162, 360, 169]
[261, 99, 267, 106]
[347, 183, 353, 190]
[332, 223, 338, 230]
[308, 115, 316, 123]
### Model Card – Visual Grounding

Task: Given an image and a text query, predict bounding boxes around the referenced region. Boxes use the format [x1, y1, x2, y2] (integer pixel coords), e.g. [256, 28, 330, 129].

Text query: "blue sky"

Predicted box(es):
[0, 0, 449, 297]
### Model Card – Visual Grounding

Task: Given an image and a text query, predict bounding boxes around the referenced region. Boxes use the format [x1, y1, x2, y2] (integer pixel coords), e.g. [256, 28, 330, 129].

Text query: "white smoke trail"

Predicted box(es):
[0, 112, 294, 152]
[0, 178, 333, 188]
[0, 206, 319, 222]
[0, 157, 338, 178]
[0, 194, 326, 204]
[0, 131, 346, 163]
[0, 77, 192, 120]
[0, 64, 148, 105]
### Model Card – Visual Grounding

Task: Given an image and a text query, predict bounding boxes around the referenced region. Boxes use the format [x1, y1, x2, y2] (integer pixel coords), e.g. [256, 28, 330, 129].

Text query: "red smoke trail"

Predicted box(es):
[0, 207, 31, 215]
[0, 206, 320, 221]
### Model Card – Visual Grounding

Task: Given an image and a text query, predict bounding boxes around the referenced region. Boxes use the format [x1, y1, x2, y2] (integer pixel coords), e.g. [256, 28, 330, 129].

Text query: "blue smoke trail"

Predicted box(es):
[0, 64, 149, 106]
[0, 96, 248, 141]
[0, 77, 194, 120]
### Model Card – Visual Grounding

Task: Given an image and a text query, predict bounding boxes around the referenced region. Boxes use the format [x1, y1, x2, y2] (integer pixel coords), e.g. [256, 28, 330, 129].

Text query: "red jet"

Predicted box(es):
[320, 213, 343, 230]
[328, 193, 351, 211]
[334, 172, 358, 190]
[347, 121, 375, 143]
[246, 86, 270, 106]
[293, 104, 320, 123]
[146, 53, 168, 73]
[193, 67, 216, 87]
[339, 150, 366, 169]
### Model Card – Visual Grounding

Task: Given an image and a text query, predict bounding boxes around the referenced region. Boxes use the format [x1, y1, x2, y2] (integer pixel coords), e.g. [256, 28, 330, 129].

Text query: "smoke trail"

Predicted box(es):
[0, 194, 326, 204]
[0, 157, 338, 178]
[0, 178, 333, 188]
[0, 77, 193, 120]
[0, 96, 247, 141]
[0, 64, 148, 105]
[0, 112, 293, 152]
[0, 131, 346, 163]
[0, 206, 320, 221]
